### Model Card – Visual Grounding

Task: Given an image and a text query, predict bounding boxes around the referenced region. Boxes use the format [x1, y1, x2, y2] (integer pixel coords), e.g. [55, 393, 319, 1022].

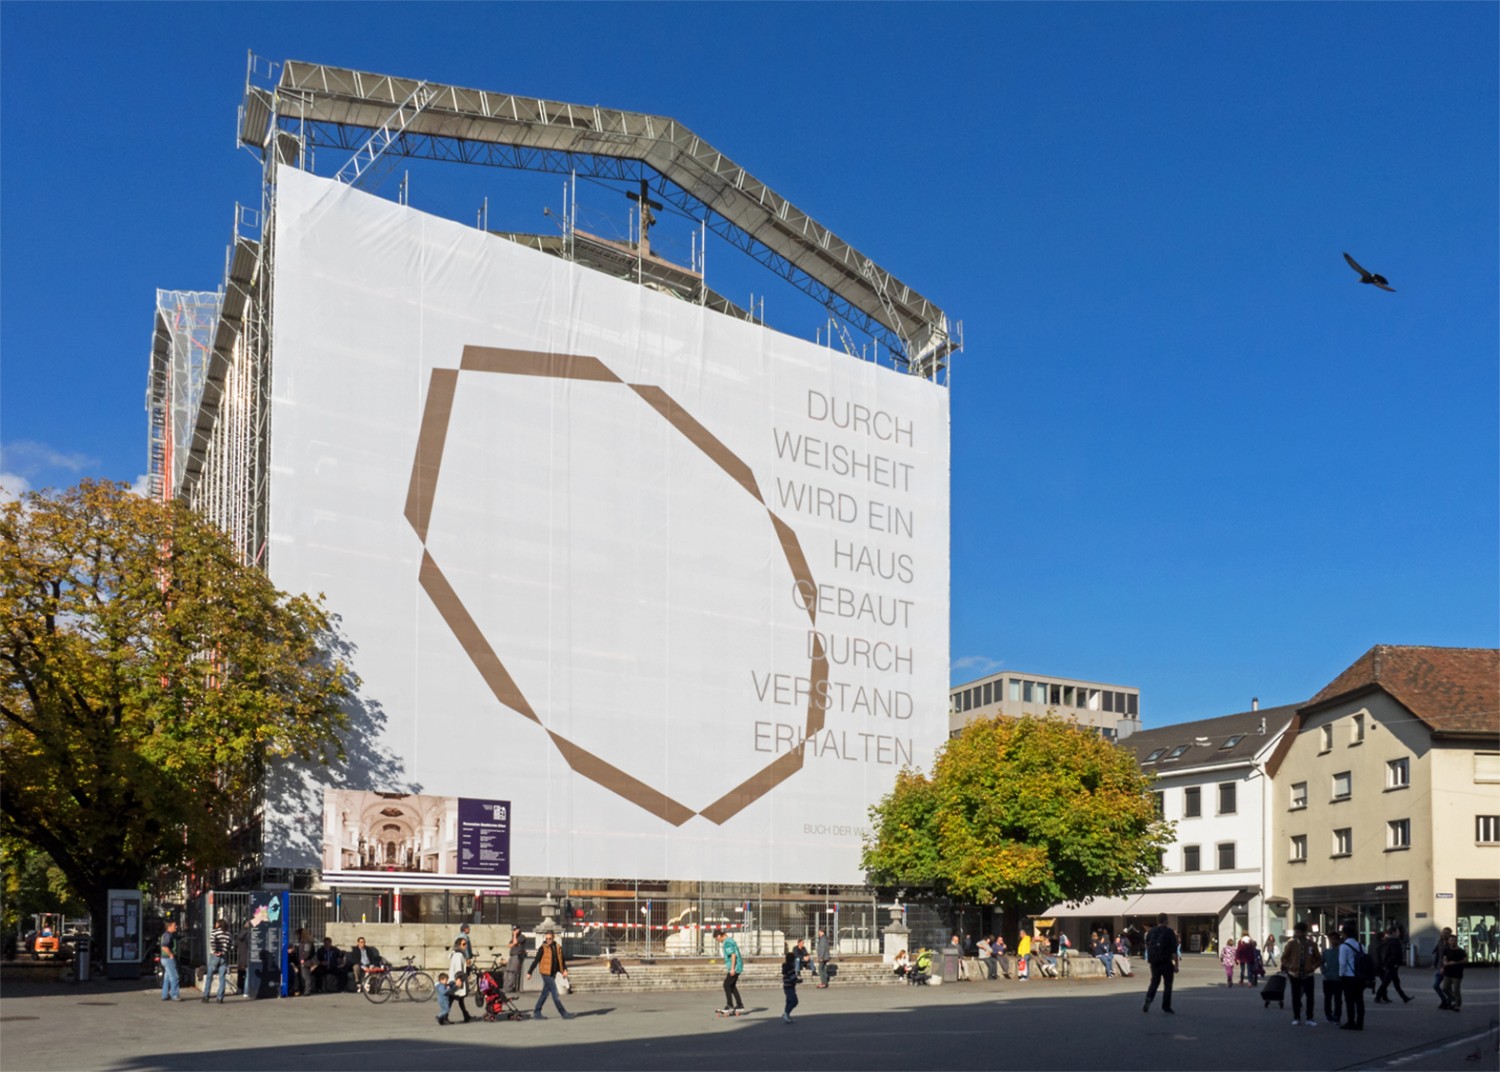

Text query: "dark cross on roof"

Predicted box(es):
[627, 179, 665, 257]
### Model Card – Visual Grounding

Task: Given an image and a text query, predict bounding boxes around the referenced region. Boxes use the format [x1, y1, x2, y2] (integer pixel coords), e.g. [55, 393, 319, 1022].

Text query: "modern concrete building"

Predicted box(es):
[1040, 704, 1297, 953]
[1267, 645, 1500, 961]
[948, 671, 1140, 740]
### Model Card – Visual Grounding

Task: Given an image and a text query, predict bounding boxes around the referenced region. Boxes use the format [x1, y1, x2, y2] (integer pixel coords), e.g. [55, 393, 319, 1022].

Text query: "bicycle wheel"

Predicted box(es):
[363, 972, 392, 1003]
[404, 971, 436, 1002]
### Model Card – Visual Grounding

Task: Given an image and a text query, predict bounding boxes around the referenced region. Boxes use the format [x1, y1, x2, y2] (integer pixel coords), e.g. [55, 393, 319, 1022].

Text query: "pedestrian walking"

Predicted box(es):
[1337, 923, 1367, 1030]
[526, 929, 575, 1020]
[503, 928, 526, 994]
[159, 921, 181, 1001]
[447, 940, 474, 1022]
[1374, 926, 1412, 1004]
[815, 928, 832, 988]
[781, 949, 800, 1023]
[202, 918, 231, 1004]
[1430, 928, 1453, 1006]
[1219, 935, 1237, 987]
[1321, 937, 1343, 1025]
[1280, 921, 1321, 1026]
[714, 928, 744, 1016]
[1141, 913, 1178, 1014]
[436, 972, 455, 1025]
[1439, 934, 1466, 1012]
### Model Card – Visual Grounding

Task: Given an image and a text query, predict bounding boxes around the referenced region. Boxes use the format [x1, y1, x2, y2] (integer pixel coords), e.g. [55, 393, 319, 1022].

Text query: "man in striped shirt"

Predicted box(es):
[203, 919, 232, 1003]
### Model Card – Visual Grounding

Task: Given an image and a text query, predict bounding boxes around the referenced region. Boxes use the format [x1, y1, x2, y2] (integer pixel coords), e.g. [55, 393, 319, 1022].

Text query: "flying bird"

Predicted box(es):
[1343, 252, 1395, 292]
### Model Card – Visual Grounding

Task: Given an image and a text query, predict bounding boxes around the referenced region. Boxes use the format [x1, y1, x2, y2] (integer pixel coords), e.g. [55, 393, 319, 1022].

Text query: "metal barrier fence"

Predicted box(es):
[187, 883, 887, 962]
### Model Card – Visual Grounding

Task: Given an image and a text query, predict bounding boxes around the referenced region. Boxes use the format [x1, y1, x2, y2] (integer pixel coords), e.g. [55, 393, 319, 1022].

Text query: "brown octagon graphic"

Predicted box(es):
[403, 345, 829, 826]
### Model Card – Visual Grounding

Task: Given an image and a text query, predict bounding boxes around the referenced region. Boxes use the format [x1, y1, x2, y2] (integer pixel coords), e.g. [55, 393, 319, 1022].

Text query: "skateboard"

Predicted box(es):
[715, 1008, 746, 1017]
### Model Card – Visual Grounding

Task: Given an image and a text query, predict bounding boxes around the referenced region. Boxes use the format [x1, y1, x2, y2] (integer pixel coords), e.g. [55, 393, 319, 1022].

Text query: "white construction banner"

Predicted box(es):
[268, 167, 950, 884]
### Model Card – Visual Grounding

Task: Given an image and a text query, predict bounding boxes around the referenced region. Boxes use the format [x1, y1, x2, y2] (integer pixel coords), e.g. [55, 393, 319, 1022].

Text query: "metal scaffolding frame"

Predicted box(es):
[165, 53, 961, 572]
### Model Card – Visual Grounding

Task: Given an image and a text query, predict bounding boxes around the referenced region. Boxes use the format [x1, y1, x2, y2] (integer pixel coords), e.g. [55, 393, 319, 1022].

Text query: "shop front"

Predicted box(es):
[1454, 878, 1499, 964]
[1293, 880, 1408, 951]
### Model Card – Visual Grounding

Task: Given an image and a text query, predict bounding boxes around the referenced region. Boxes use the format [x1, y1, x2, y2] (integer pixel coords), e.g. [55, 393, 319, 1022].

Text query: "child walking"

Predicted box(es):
[781, 949, 800, 1023]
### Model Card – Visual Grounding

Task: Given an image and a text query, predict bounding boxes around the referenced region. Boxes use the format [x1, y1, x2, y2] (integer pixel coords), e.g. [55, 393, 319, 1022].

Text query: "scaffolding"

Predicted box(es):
[160, 53, 961, 572]
[146, 290, 221, 502]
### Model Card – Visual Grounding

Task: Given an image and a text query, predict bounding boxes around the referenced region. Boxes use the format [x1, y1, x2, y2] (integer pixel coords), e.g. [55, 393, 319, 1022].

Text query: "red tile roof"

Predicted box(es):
[1307, 645, 1499, 735]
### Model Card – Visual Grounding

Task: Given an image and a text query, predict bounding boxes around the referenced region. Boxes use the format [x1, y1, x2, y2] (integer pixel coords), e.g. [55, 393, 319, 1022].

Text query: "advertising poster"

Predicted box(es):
[321, 789, 512, 891]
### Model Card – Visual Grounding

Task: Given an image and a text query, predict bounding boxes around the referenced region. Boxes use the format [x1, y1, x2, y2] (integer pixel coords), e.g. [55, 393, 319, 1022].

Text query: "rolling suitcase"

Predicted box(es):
[1261, 971, 1287, 1008]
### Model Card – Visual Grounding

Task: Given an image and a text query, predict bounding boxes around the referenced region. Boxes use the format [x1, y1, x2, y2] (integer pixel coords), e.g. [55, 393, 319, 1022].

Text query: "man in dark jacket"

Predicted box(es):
[1373, 926, 1411, 1004]
[349, 936, 383, 992]
[526, 930, 575, 1020]
[1142, 913, 1179, 1014]
[815, 929, 832, 988]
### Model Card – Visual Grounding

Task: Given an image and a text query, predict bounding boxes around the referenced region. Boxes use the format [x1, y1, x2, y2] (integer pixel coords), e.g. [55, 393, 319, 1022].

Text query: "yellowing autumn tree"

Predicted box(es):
[862, 715, 1171, 928]
[0, 481, 352, 930]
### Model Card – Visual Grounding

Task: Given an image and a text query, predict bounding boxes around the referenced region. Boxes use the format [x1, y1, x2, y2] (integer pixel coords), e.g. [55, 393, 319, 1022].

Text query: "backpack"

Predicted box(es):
[1348, 941, 1377, 988]
[1146, 927, 1173, 964]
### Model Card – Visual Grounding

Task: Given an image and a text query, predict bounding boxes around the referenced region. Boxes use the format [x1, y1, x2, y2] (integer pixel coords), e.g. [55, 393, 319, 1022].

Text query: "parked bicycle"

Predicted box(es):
[362, 956, 436, 1003]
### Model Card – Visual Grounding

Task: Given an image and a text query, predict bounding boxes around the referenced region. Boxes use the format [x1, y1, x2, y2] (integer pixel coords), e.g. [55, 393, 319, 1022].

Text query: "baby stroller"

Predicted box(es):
[478, 970, 526, 1021]
[908, 949, 934, 985]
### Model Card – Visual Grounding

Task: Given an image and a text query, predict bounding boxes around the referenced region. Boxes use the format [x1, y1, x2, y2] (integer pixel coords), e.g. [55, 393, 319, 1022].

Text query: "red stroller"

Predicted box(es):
[479, 970, 526, 1021]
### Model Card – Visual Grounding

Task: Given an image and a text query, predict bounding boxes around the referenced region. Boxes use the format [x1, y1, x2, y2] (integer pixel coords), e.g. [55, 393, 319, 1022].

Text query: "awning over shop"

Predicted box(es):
[1040, 889, 1244, 919]
[1039, 894, 1143, 917]
[1127, 889, 1241, 917]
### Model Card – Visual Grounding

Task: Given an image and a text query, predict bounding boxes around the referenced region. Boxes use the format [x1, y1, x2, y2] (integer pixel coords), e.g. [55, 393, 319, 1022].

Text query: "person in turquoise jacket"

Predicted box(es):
[715, 928, 744, 1015]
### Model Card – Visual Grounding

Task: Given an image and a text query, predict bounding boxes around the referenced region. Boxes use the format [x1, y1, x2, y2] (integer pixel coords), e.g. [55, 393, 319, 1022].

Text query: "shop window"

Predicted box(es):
[1332, 828, 1352, 857]
[1332, 771, 1351, 801]
[1183, 787, 1201, 818]
[1217, 782, 1237, 815]
[1183, 845, 1201, 872]
[1386, 758, 1409, 790]
[1477, 816, 1500, 844]
[1290, 834, 1307, 861]
[1290, 782, 1307, 810]
[1386, 819, 1410, 850]
[1217, 842, 1236, 870]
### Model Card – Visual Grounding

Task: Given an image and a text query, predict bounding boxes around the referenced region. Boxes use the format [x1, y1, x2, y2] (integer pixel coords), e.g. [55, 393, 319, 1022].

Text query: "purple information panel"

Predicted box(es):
[457, 798, 511, 880]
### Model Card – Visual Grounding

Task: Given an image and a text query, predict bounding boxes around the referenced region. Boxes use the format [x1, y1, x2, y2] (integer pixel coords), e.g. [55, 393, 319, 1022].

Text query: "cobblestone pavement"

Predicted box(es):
[1, 958, 1495, 1071]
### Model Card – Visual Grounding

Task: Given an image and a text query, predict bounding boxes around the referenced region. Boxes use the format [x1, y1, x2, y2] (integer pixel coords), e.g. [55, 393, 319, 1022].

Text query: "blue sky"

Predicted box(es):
[2, 2, 1495, 727]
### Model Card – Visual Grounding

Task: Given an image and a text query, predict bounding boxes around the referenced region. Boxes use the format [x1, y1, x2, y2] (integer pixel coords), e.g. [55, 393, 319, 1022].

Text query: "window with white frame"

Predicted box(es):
[1290, 834, 1308, 861]
[1319, 725, 1333, 753]
[1351, 712, 1366, 745]
[1386, 758, 1410, 789]
[1183, 845, 1201, 871]
[1332, 828, 1352, 856]
[1387, 818, 1410, 850]
[1217, 842, 1237, 870]
[1290, 782, 1307, 809]
[1218, 782, 1237, 815]
[1183, 786, 1202, 818]
[1332, 771, 1351, 800]
[1477, 816, 1500, 844]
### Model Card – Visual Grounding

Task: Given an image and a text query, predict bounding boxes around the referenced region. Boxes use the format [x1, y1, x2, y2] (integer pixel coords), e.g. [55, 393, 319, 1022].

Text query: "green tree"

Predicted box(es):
[0, 480, 352, 932]
[862, 715, 1171, 932]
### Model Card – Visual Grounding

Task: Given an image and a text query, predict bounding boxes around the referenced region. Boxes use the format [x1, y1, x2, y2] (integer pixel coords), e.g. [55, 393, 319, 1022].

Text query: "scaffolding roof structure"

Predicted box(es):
[146, 289, 222, 500]
[239, 59, 957, 376]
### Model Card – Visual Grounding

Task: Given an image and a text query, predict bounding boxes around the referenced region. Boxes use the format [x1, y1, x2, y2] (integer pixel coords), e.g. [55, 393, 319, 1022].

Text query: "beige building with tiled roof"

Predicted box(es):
[1267, 645, 1500, 962]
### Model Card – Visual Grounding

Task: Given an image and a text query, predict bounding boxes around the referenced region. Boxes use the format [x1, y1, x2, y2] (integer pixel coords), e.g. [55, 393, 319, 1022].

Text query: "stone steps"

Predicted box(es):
[563, 960, 907, 994]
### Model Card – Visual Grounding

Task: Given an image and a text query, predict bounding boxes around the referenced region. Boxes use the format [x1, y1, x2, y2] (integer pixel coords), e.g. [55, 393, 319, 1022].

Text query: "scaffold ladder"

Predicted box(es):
[334, 82, 438, 188]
